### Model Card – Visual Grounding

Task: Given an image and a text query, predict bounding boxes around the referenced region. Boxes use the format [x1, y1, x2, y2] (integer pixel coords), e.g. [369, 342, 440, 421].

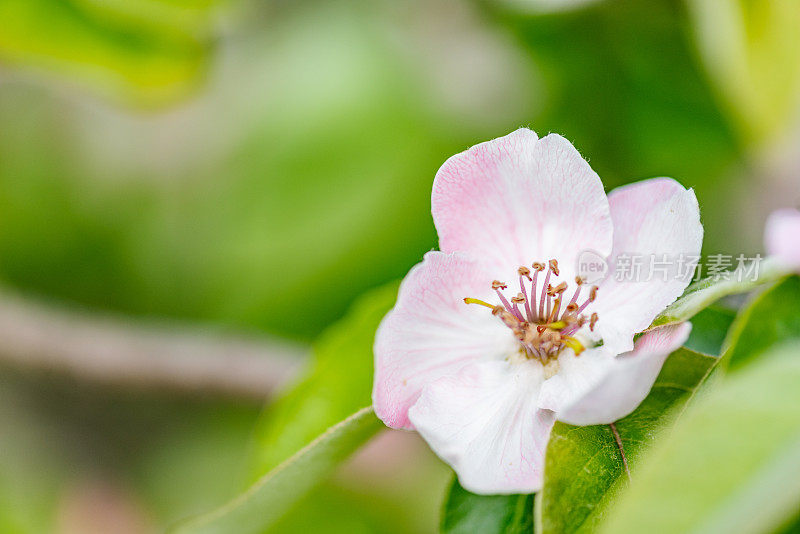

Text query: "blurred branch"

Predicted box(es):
[0, 292, 308, 399]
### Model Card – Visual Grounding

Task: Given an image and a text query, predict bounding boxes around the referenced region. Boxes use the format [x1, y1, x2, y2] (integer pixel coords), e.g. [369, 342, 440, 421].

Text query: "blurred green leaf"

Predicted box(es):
[0, 2, 497, 338]
[686, 0, 800, 144]
[441, 477, 534, 534]
[250, 281, 397, 477]
[269, 481, 417, 534]
[650, 259, 787, 330]
[684, 305, 737, 356]
[0, 0, 213, 106]
[74, 0, 224, 36]
[723, 275, 800, 370]
[598, 344, 800, 534]
[536, 348, 717, 534]
[172, 407, 383, 534]
[494, 0, 746, 254]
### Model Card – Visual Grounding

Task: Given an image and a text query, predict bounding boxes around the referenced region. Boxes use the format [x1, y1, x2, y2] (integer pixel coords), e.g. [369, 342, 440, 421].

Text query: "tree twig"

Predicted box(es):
[609, 422, 631, 482]
[0, 291, 308, 399]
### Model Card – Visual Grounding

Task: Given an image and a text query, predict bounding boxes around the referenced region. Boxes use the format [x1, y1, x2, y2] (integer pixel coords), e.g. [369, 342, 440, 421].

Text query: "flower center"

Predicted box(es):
[464, 259, 599, 365]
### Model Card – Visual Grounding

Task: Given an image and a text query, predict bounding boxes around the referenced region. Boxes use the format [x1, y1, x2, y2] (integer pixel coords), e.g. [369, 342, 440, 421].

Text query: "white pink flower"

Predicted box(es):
[372, 129, 702, 494]
[765, 208, 800, 271]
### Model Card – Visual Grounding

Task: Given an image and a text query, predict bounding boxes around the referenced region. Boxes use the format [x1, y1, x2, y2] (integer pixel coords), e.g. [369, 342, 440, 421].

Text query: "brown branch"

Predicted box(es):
[609, 422, 631, 482]
[0, 291, 308, 399]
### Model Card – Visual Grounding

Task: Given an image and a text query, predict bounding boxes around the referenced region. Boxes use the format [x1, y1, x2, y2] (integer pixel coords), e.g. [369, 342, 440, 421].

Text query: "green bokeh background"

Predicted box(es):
[0, 0, 797, 532]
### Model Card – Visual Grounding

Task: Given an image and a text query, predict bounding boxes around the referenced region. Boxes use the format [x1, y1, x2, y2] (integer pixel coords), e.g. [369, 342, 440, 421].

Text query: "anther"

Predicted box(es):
[589, 313, 599, 331]
[532, 262, 545, 272]
[552, 282, 568, 294]
[565, 302, 579, 313]
[518, 266, 531, 280]
[576, 285, 599, 314]
[511, 293, 526, 303]
[492, 280, 507, 290]
[574, 276, 584, 286]
[548, 259, 560, 276]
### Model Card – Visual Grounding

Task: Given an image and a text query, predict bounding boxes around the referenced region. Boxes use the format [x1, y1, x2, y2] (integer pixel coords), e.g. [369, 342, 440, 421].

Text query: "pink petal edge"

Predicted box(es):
[591, 178, 702, 355]
[372, 251, 516, 430]
[557, 322, 692, 426]
[408, 359, 554, 494]
[431, 129, 613, 283]
[765, 208, 800, 270]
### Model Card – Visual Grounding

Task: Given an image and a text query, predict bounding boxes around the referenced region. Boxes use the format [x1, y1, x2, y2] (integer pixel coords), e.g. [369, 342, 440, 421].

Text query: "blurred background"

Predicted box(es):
[0, 0, 798, 532]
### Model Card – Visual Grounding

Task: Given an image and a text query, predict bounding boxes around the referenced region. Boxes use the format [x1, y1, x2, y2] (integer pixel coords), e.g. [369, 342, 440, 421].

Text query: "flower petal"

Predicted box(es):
[592, 178, 703, 354]
[536, 345, 616, 413]
[432, 129, 613, 280]
[765, 208, 800, 270]
[373, 251, 516, 430]
[408, 359, 554, 494]
[556, 323, 692, 426]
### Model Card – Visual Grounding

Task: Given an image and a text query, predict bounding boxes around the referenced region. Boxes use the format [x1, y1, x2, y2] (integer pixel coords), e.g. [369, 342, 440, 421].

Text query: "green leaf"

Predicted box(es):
[650, 258, 787, 329]
[497, 0, 745, 255]
[441, 477, 534, 534]
[723, 275, 800, 370]
[250, 282, 398, 477]
[536, 348, 718, 534]
[598, 344, 800, 534]
[686, 0, 800, 143]
[684, 305, 737, 356]
[171, 282, 398, 532]
[171, 407, 384, 534]
[0, 0, 212, 106]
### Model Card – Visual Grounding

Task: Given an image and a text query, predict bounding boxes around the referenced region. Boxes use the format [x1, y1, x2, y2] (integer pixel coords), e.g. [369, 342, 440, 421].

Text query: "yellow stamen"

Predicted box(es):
[562, 336, 585, 356]
[463, 297, 495, 309]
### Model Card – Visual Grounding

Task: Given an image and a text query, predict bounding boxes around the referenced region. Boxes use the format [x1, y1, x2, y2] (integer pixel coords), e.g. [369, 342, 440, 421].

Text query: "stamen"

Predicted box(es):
[511, 292, 526, 320]
[545, 284, 555, 321]
[551, 296, 563, 321]
[548, 297, 563, 323]
[530, 263, 544, 318]
[464, 259, 601, 367]
[567, 276, 583, 306]
[493, 283, 519, 320]
[576, 285, 599, 314]
[493, 306, 521, 330]
[539, 266, 552, 319]
[518, 268, 533, 321]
